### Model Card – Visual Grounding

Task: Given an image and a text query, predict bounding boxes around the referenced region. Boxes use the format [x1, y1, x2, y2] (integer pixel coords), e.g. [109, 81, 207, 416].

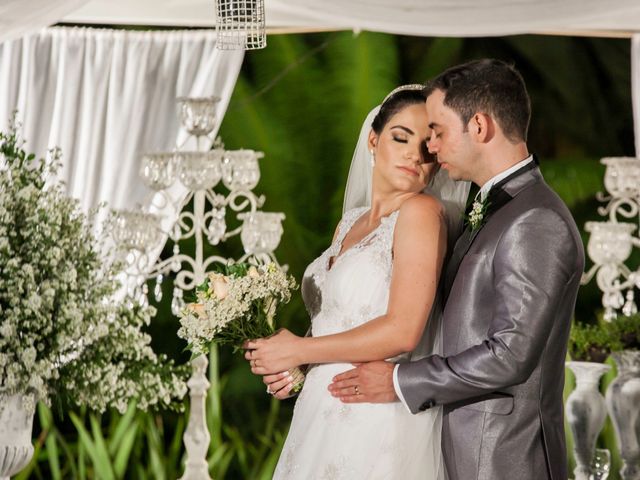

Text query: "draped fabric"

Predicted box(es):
[633, 35, 640, 155]
[264, 0, 640, 36]
[0, 27, 244, 214]
[0, 0, 90, 44]
[62, 0, 640, 36]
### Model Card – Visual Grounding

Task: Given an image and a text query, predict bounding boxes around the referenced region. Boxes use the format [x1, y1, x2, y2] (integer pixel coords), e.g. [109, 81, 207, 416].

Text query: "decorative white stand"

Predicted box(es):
[109, 97, 286, 480]
[179, 355, 212, 480]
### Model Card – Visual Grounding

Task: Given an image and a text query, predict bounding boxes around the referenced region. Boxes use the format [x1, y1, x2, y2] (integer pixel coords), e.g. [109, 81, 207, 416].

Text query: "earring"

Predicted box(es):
[369, 149, 375, 167]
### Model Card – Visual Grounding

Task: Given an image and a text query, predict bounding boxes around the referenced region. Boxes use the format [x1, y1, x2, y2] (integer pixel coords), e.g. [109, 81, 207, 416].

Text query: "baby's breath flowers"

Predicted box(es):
[0, 118, 187, 415]
[464, 196, 490, 232]
[177, 263, 304, 392]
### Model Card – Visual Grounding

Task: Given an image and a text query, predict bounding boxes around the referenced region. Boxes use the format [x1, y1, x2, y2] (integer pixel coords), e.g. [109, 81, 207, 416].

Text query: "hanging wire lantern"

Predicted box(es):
[215, 0, 266, 50]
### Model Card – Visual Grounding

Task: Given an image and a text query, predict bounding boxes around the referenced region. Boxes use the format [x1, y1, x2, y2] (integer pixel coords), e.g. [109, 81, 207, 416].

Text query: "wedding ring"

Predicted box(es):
[266, 386, 272, 395]
[354, 385, 360, 395]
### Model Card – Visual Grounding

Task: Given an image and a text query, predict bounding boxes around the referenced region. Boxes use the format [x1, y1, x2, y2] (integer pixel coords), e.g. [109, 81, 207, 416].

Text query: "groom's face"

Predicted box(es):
[425, 89, 476, 182]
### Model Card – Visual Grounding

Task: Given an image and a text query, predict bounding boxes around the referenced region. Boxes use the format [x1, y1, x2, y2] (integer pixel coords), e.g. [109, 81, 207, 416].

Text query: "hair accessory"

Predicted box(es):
[382, 83, 425, 105]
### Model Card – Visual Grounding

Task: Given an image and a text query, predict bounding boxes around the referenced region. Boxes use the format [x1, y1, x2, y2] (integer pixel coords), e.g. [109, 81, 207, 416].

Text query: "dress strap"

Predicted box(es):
[376, 209, 401, 250]
[334, 207, 368, 245]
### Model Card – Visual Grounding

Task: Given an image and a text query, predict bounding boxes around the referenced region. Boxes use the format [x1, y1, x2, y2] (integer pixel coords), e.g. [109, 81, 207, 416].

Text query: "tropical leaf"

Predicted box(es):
[69, 412, 116, 480]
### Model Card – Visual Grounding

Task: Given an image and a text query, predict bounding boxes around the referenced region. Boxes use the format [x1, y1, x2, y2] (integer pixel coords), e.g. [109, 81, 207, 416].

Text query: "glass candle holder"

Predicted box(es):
[221, 149, 262, 191]
[175, 150, 224, 191]
[139, 152, 177, 191]
[177, 96, 221, 137]
[238, 211, 285, 254]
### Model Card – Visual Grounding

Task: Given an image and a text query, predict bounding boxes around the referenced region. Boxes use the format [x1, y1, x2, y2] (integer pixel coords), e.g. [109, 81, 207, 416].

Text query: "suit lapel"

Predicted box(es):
[441, 159, 540, 303]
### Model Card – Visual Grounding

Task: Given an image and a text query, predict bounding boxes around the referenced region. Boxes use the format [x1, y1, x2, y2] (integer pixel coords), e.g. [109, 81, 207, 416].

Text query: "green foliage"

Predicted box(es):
[608, 314, 640, 350]
[569, 321, 622, 363]
[21, 348, 286, 478]
[569, 314, 640, 362]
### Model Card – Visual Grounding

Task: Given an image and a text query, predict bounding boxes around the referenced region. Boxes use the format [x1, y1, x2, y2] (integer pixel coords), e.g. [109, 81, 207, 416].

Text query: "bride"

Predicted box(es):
[244, 85, 469, 479]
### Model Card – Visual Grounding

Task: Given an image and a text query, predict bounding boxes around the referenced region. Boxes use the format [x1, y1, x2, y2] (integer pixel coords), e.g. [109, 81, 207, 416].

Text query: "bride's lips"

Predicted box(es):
[397, 165, 419, 176]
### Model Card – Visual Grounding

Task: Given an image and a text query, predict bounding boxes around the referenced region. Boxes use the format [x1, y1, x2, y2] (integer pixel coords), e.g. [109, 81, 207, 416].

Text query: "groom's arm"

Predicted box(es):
[395, 207, 583, 413]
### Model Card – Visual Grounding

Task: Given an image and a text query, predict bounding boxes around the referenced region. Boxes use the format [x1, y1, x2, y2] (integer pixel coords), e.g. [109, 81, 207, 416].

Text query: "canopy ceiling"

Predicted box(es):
[61, 0, 640, 37]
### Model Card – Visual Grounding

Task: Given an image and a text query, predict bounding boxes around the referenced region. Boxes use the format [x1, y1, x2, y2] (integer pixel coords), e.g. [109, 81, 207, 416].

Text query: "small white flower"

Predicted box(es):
[21, 346, 37, 368]
[464, 197, 490, 232]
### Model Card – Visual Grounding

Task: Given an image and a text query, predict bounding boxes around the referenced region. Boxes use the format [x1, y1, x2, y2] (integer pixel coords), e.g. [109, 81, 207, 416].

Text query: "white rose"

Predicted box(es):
[248, 266, 260, 279]
[211, 277, 230, 300]
[187, 303, 207, 319]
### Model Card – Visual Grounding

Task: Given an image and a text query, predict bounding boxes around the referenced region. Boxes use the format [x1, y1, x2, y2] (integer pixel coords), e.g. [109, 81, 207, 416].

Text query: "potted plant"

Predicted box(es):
[604, 313, 640, 480]
[566, 321, 617, 480]
[0, 119, 187, 478]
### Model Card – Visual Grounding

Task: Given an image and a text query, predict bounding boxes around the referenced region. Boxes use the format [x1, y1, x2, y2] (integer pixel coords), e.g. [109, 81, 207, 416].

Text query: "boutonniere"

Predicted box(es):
[464, 196, 490, 232]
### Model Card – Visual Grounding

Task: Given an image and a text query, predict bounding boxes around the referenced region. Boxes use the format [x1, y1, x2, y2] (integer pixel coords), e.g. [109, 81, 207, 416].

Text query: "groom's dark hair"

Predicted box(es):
[423, 58, 531, 143]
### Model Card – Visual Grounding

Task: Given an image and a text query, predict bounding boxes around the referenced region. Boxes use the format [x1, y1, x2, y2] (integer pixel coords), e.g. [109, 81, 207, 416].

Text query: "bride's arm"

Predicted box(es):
[246, 195, 447, 374]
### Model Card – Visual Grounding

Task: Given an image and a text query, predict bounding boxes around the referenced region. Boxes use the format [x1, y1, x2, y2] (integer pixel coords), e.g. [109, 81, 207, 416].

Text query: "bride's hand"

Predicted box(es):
[263, 371, 296, 400]
[243, 329, 303, 374]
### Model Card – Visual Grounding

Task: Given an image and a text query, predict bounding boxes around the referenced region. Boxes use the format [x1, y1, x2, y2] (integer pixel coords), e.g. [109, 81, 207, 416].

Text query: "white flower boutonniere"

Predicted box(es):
[464, 196, 490, 232]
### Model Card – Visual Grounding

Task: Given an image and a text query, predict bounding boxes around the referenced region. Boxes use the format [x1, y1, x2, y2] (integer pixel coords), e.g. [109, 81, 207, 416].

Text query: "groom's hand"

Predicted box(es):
[328, 361, 398, 403]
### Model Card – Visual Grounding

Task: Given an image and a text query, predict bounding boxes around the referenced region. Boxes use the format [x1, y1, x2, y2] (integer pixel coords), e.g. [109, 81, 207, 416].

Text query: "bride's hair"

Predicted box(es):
[371, 87, 437, 172]
[371, 89, 426, 135]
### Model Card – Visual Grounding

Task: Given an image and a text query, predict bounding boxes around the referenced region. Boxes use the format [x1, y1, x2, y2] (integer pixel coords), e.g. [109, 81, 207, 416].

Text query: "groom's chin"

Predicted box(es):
[439, 164, 459, 180]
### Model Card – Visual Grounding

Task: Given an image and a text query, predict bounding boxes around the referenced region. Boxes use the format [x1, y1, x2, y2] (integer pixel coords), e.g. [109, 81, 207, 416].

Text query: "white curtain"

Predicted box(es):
[633, 35, 640, 156]
[0, 0, 90, 44]
[0, 26, 244, 213]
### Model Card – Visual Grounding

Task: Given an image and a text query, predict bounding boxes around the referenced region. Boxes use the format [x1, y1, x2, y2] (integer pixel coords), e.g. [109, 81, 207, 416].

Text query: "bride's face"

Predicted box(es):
[369, 103, 436, 194]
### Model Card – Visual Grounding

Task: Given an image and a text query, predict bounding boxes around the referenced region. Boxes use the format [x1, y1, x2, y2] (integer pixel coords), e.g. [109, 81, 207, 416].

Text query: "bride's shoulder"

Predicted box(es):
[398, 193, 445, 221]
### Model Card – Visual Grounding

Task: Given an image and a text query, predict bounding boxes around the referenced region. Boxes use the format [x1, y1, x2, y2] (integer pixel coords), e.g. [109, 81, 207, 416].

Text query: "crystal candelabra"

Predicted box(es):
[110, 96, 285, 480]
[581, 157, 640, 321]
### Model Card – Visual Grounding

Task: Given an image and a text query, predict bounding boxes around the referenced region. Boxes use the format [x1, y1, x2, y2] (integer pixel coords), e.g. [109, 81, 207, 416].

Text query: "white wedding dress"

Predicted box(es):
[273, 206, 446, 480]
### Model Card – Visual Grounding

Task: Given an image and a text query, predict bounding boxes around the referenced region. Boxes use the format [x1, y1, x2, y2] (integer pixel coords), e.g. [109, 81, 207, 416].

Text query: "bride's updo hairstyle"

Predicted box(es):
[371, 85, 426, 135]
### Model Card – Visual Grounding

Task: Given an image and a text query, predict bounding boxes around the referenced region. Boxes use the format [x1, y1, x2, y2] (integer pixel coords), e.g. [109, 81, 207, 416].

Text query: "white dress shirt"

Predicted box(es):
[392, 155, 534, 411]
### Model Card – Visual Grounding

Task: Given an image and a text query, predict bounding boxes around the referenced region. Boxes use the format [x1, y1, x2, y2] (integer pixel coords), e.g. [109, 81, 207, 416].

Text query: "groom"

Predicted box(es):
[329, 59, 584, 480]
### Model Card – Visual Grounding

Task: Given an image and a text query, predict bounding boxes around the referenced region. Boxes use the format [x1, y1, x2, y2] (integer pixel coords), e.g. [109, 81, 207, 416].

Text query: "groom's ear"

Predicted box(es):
[469, 113, 494, 144]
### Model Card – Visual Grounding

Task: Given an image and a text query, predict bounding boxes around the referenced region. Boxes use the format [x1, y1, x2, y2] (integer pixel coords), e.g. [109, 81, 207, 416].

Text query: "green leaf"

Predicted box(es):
[70, 412, 116, 480]
[107, 402, 138, 457]
[145, 415, 167, 480]
[34, 402, 63, 480]
[112, 420, 139, 479]
[90, 414, 116, 479]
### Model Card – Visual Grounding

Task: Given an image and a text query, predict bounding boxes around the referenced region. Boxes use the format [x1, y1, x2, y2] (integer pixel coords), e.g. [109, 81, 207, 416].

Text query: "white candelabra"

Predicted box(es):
[581, 157, 640, 321]
[110, 96, 285, 480]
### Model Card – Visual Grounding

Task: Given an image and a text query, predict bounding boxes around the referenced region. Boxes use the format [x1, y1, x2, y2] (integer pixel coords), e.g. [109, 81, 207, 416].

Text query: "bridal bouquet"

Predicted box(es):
[0, 117, 187, 414]
[177, 263, 305, 392]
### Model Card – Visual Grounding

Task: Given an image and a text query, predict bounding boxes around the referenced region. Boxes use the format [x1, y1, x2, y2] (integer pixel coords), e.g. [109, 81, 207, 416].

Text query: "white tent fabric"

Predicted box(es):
[633, 35, 640, 155]
[0, 0, 91, 44]
[61, 0, 640, 36]
[0, 26, 244, 213]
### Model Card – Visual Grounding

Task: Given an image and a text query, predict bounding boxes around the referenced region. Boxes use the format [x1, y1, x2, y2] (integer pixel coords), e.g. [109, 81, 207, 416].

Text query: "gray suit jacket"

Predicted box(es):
[398, 162, 584, 480]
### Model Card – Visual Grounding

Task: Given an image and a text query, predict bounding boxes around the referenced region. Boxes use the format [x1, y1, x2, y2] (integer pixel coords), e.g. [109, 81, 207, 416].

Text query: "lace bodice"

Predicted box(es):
[301, 207, 400, 338]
